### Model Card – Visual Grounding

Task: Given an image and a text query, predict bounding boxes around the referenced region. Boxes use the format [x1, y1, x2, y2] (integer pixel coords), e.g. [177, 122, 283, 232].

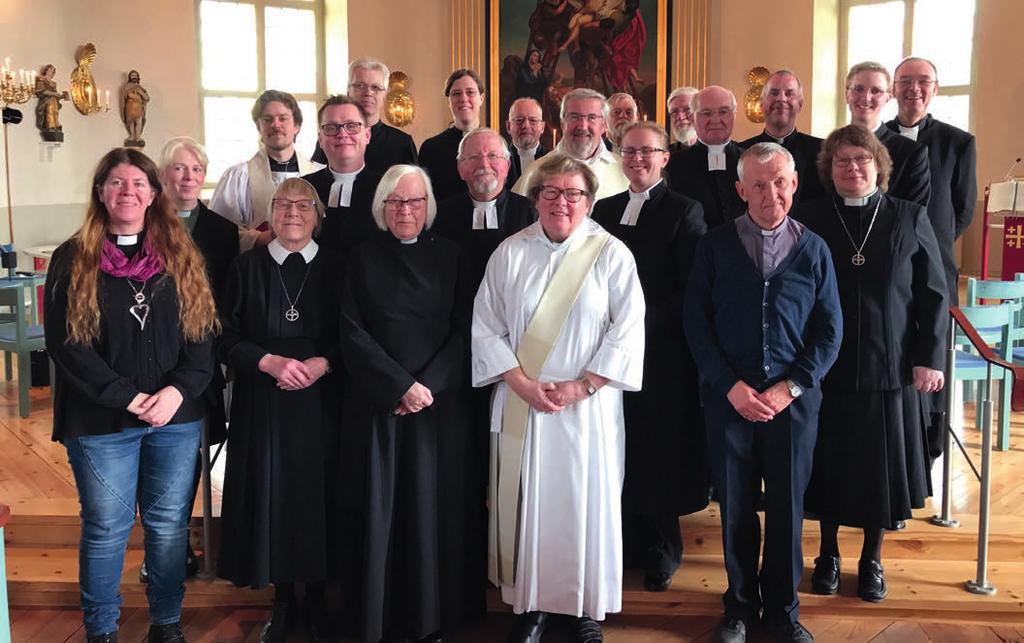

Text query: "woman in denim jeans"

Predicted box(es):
[44, 148, 220, 643]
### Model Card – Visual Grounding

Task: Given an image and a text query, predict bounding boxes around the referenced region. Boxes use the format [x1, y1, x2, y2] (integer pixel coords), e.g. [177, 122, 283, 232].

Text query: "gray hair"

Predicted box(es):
[693, 86, 737, 114]
[348, 57, 391, 91]
[846, 61, 891, 88]
[760, 69, 803, 100]
[667, 86, 698, 108]
[159, 136, 208, 170]
[371, 164, 437, 232]
[608, 92, 637, 109]
[508, 96, 543, 121]
[456, 127, 511, 161]
[559, 87, 609, 122]
[894, 56, 938, 82]
[737, 142, 795, 182]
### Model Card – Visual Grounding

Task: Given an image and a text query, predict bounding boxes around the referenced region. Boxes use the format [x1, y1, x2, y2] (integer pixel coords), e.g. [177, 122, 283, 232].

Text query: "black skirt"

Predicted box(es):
[804, 386, 932, 529]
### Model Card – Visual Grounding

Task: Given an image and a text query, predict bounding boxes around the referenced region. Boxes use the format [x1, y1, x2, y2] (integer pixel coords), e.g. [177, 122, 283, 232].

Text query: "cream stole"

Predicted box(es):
[245, 148, 317, 229]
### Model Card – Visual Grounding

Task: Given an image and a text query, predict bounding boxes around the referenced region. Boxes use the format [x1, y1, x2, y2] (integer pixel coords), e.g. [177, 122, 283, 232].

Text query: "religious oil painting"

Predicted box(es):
[489, 0, 670, 145]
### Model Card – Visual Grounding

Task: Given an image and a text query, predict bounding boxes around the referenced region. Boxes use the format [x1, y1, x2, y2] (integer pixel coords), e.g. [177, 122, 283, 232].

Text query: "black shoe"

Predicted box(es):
[643, 570, 673, 592]
[147, 622, 186, 643]
[261, 601, 292, 643]
[888, 520, 907, 531]
[811, 555, 840, 595]
[418, 633, 442, 643]
[139, 560, 149, 584]
[713, 616, 746, 643]
[507, 611, 549, 643]
[765, 620, 814, 642]
[88, 633, 118, 643]
[572, 615, 603, 643]
[302, 596, 333, 642]
[857, 559, 888, 602]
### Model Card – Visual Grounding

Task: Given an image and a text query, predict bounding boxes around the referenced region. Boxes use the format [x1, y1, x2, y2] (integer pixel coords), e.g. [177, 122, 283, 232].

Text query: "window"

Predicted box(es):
[839, 0, 976, 131]
[198, 0, 324, 184]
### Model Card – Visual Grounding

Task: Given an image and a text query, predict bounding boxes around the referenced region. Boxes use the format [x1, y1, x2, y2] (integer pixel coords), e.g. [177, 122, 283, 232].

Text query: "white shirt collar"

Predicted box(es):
[268, 238, 319, 265]
[116, 234, 138, 245]
[515, 143, 540, 156]
[766, 128, 795, 144]
[898, 124, 919, 141]
[399, 236, 418, 244]
[327, 164, 364, 208]
[471, 197, 499, 230]
[843, 189, 878, 206]
[620, 180, 661, 226]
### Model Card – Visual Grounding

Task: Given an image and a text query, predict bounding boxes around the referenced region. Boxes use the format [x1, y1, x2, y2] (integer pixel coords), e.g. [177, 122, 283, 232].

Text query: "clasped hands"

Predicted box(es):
[394, 381, 433, 416]
[127, 386, 183, 427]
[502, 367, 604, 413]
[258, 354, 330, 391]
[727, 380, 795, 423]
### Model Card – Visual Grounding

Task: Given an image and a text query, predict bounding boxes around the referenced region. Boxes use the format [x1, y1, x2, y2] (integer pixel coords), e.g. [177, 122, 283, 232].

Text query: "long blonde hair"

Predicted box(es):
[64, 148, 219, 344]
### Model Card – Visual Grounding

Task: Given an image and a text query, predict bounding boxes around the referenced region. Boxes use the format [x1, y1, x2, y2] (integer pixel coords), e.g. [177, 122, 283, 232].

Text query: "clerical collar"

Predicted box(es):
[330, 164, 363, 181]
[268, 153, 300, 173]
[471, 196, 499, 230]
[699, 140, 728, 172]
[327, 164, 364, 208]
[178, 210, 193, 218]
[399, 236, 418, 244]
[629, 179, 663, 199]
[116, 233, 139, 245]
[699, 140, 727, 153]
[743, 213, 785, 235]
[765, 128, 795, 144]
[620, 180, 662, 226]
[516, 143, 540, 156]
[471, 196, 498, 208]
[842, 189, 879, 207]
[268, 238, 318, 265]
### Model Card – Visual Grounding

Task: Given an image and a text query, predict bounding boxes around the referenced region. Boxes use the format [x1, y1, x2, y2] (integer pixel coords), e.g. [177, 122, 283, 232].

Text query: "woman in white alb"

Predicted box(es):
[472, 153, 645, 643]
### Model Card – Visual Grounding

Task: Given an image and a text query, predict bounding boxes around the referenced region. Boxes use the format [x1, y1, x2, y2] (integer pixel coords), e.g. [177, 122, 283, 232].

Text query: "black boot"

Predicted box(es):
[261, 600, 293, 643]
[507, 611, 549, 643]
[88, 633, 118, 643]
[147, 622, 186, 643]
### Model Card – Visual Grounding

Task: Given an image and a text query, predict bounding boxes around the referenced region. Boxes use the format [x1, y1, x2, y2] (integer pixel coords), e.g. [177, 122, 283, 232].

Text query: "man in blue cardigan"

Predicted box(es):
[684, 143, 842, 643]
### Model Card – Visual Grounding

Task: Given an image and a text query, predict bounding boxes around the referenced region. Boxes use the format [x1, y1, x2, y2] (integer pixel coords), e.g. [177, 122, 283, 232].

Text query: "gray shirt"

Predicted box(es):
[735, 213, 805, 278]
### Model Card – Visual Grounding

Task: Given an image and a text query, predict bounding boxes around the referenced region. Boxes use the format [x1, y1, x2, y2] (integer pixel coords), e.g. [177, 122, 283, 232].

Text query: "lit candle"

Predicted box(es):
[105, 90, 110, 110]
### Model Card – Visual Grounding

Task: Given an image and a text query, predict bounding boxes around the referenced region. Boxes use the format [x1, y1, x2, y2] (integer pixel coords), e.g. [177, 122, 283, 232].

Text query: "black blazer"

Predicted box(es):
[875, 125, 931, 208]
[740, 129, 826, 205]
[666, 140, 746, 229]
[506, 142, 550, 190]
[303, 166, 384, 266]
[193, 202, 240, 305]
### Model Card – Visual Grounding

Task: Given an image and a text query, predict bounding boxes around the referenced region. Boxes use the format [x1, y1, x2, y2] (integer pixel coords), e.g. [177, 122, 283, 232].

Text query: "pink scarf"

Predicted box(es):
[99, 237, 165, 281]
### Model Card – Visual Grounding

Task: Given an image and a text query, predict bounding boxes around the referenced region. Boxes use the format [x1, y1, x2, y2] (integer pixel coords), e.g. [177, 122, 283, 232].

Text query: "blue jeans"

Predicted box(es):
[64, 421, 200, 636]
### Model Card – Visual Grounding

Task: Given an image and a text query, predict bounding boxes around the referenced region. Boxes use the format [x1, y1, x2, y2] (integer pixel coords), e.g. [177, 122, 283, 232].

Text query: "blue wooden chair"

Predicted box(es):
[953, 303, 1013, 449]
[0, 280, 47, 418]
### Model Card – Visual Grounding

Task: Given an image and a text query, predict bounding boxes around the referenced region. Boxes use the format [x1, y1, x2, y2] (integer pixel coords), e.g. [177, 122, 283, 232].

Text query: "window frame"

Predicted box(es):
[836, 0, 978, 132]
[196, 0, 327, 188]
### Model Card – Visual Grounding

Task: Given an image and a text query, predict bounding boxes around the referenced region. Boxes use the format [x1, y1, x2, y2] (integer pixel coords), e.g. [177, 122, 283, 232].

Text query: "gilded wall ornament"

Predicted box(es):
[744, 66, 770, 123]
[384, 71, 414, 128]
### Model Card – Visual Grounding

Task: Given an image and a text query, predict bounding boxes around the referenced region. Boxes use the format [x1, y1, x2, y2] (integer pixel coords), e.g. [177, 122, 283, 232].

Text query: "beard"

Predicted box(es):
[563, 132, 598, 160]
[471, 173, 499, 196]
[514, 132, 538, 149]
[671, 123, 695, 145]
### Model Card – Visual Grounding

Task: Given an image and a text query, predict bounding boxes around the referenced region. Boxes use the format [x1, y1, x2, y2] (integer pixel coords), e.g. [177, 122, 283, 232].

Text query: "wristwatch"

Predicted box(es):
[786, 379, 804, 398]
[580, 376, 597, 396]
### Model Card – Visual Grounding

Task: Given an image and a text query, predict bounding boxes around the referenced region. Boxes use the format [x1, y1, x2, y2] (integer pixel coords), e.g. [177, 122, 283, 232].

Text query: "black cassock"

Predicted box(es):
[592, 182, 709, 574]
[740, 129, 826, 206]
[419, 126, 467, 202]
[216, 246, 341, 588]
[433, 188, 537, 290]
[506, 143, 550, 191]
[337, 232, 479, 642]
[797, 193, 946, 529]
[875, 125, 931, 208]
[190, 201, 240, 443]
[666, 140, 746, 229]
[312, 120, 418, 174]
[303, 166, 383, 262]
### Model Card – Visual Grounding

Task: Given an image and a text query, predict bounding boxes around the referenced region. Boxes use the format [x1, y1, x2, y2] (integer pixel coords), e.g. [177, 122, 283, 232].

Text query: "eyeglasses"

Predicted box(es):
[272, 198, 317, 212]
[536, 186, 589, 203]
[669, 107, 692, 117]
[383, 196, 427, 210]
[697, 107, 735, 118]
[459, 153, 507, 165]
[894, 78, 936, 88]
[833, 154, 874, 168]
[564, 112, 604, 124]
[620, 146, 667, 158]
[510, 117, 543, 127]
[349, 81, 386, 94]
[320, 122, 364, 136]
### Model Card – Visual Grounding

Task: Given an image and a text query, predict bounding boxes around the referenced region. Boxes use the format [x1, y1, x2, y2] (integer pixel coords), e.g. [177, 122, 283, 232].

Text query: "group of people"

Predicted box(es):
[45, 52, 975, 643]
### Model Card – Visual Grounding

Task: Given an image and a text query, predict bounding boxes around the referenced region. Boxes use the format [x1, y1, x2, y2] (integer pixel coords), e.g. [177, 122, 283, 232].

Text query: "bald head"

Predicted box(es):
[694, 85, 736, 145]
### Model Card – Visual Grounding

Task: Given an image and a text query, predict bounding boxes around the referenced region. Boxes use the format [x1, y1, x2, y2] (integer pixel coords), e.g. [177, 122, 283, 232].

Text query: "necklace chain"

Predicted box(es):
[276, 261, 313, 322]
[830, 196, 882, 266]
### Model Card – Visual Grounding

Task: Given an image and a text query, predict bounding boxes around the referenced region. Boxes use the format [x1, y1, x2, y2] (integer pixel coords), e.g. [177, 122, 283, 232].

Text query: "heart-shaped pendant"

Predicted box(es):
[130, 303, 150, 330]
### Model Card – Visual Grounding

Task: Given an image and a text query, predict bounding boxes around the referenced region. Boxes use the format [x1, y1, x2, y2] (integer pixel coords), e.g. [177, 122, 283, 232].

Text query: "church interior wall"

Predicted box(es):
[0, 0, 1018, 276]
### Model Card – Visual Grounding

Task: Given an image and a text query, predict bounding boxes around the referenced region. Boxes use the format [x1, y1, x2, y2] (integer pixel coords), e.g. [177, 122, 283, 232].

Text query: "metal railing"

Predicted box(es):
[931, 306, 1024, 595]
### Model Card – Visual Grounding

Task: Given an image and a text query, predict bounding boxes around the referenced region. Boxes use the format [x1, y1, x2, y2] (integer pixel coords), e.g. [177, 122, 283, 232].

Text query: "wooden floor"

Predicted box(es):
[3, 353, 1024, 640]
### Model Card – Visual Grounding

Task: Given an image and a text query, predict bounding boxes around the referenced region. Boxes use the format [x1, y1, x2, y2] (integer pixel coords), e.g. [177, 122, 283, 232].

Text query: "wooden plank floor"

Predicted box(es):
[3, 347, 1024, 638]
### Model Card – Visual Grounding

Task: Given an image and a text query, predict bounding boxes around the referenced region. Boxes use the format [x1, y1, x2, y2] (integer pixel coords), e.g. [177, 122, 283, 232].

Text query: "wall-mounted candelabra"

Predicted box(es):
[1, 56, 34, 245]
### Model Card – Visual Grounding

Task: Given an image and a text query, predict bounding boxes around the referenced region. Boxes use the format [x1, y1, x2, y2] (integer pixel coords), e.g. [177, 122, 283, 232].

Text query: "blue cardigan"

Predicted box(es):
[683, 220, 842, 396]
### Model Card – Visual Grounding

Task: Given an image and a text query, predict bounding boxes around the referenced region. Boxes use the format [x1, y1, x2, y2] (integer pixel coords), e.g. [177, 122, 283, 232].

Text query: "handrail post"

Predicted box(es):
[932, 317, 960, 528]
[966, 362, 997, 595]
[198, 419, 215, 580]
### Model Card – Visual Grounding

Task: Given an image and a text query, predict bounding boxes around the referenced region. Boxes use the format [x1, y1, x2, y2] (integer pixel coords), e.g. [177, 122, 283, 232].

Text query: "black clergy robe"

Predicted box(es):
[336, 232, 480, 642]
[302, 166, 383, 264]
[798, 194, 947, 528]
[419, 126, 468, 202]
[875, 125, 931, 208]
[885, 114, 977, 303]
[312, 120, 418, 174]
[506, 142, 550, 191]
[666, 140, 746, 228]
[592, 182, 710, 518]
[741, 129, 826, 205]
[217, 246, 342, 588]
[189, 202, 239, 443]
[433, 189, 537, 289]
